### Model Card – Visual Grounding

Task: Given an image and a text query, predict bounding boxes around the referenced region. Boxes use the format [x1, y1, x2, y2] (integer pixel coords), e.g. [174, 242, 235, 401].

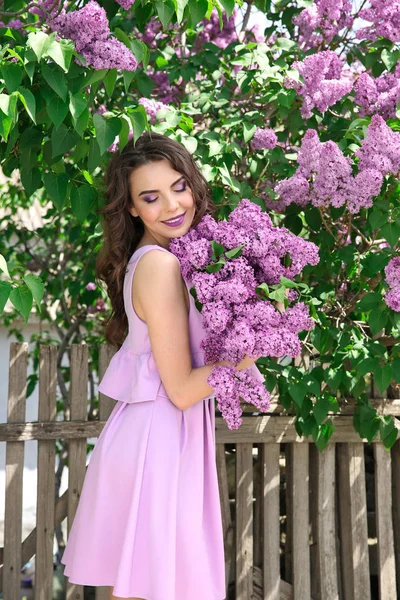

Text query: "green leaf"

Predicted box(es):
[381, 49, 400, 72]
[313, 396, 331, 424]
[87, 136, 103, 173]
[0, 281, 11, 312]
[9, 285, 33, 323]
[381, 221, 400, 247]
[128, 107, 147, 142]
[368, 309, 388, 336]
[104, 69, 118, 97]
[123, 70, 135, 94]
[69, 92, 87, 121]
[93, 113, 121, 155]
[368, 208, 387, 230]
[187, 0, 208, 25]
[41, 63, 68, 101]
[274, 38, 297, 51]
[44, 39, 74, 72]
[243, 122, 256, 143]
[314, 421, 335, 451]
[0, 254, 10, 278]
[26, 31, 55, 61]
[288, 381, 307, 408]
[392, 358, 400, 382]
[211, 241, 226, 259]
[323, 367, 343, 392]
[47, 96, 68, 129]
[225, 244, 244, 259]
[373, 364, 392, 395]
[43, 172, 69, 210]
[1, 63, 23, 92]
[21, 167, 42, 197]
[0, 93, 17, 121]
[23, 273, 44, 314]
[205, 258, 226, 273]
[70, 184, 96, 223]
[356, 292, 383, 312]
[118, 114, 132, 151]
[83, 69, 108, 88]
[16, 87, 36, 124]
[74, 108, 89, 137]
[156, 0, 175, 27]
[173, 0, 189, 24]
[51, 124, 79, 157]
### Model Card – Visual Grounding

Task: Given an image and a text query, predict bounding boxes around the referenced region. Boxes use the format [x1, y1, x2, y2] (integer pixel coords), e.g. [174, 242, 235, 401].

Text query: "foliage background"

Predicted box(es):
[0, 0, 399, 480]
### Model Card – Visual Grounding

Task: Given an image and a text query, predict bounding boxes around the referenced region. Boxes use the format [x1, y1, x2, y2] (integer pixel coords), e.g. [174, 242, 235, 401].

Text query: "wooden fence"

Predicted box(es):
[0, 342, 399, 600]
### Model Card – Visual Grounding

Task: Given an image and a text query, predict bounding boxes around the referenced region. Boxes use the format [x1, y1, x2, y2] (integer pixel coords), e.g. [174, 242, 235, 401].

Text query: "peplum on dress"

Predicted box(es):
[60, 244, 265, 600]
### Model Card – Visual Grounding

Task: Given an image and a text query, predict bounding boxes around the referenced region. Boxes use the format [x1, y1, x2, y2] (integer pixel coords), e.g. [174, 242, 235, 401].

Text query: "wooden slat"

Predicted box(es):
[374, 443, 397, 599]
[337, 443, 370, 600]
[261, 443, 280, 599]
[2, 414, 400, 443]
[96, 344, 117, 600]
[236, 443, 253, 599]
[35, 345, 57, 600]
[292, 443, 311, 598]
[65, 344, 88, 600]
[309, 445, 319, 599]
[392, 440, 400, 599]
[216, 443, 234, 599]
[315, 443, 339, 600]
[284, 444, 292, 584]
[3, 342, 28, 598]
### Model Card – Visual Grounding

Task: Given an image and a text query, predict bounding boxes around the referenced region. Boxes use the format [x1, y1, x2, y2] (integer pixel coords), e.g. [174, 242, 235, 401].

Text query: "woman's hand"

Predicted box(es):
[235, 354, 261, 371]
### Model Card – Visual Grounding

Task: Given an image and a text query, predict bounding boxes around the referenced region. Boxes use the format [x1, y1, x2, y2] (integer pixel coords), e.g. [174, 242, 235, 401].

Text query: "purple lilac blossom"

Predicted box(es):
[293, 0, 354, 50]
[384, 257, 400, 312]
[356, 0, 400, 44]
[195, 7, 238, 51]
[355, 71, 400, 120]
[284, 50, 353, 119]
[275, 118, 400, 214]
[31, 0, 137, 71]
[251, 127, 278, 151]
[115, 0, 135, 9]
[170, 198, 319, 429]
[138, 97, 172, 122]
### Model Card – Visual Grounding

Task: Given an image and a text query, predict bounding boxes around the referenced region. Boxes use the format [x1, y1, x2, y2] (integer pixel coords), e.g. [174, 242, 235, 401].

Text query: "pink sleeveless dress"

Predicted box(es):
[60, 245, 227, 600]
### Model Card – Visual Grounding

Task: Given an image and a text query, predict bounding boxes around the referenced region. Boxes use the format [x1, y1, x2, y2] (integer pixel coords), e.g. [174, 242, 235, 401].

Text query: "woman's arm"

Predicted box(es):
[135, 251, 257, 411]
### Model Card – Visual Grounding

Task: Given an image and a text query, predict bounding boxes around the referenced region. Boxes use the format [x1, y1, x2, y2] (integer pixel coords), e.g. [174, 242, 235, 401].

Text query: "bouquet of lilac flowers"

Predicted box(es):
[170, 199, 320, 429]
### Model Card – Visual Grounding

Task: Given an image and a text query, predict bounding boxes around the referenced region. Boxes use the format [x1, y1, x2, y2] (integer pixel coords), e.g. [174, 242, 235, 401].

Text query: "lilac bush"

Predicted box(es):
[170, 199, 319, 429]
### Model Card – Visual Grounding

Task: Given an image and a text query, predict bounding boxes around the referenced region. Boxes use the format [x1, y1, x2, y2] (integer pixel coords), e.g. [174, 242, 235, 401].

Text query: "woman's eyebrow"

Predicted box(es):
[138, 176, 185, 197]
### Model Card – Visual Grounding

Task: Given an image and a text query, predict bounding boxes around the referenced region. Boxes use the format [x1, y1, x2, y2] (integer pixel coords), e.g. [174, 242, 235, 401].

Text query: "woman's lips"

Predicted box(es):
[162, 212, 186, 227]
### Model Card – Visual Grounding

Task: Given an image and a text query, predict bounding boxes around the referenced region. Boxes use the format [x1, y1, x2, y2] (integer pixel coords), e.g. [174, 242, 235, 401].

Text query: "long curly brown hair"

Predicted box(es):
[96, 131, 215, 349]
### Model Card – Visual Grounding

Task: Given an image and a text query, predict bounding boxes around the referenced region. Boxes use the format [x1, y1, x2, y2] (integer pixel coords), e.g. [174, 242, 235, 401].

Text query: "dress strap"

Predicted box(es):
[124, 245, 175, 324]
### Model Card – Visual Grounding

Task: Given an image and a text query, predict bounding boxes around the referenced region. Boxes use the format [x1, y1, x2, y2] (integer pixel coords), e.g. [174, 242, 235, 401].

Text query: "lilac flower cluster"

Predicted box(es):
[284, 50, 353, 119]
[356, 0, 400, 44]
[115, 0, 135, 10]
[194, 7, 238, 51]
[145, 69, 182, 105]
[0, 18, 23, 28]
[275, 115, 400, 214]
[355, 65, 400, 120]
[138, 98, 172, 122]
[31, 0, 137, 71]
[250, 127, 278, 151]
[384, 257, 400, 312]
[293, 0, 354, 50]
[170, 199, 318, 429]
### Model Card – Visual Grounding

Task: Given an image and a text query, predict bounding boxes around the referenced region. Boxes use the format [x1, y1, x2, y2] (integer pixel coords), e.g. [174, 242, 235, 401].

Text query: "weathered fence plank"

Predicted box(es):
[261, 443, 280, 600]
[374, 442, 397, 600]
[337, 443, 370, 600]
[236, 443, 253, 599]
[65, 345, 88, 600]
[35, 345, 58, 600]
[3, 342, 28, 598]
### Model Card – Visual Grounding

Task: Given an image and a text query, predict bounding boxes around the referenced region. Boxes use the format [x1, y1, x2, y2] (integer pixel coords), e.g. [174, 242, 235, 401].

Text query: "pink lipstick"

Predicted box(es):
[162, 212, 186, 227]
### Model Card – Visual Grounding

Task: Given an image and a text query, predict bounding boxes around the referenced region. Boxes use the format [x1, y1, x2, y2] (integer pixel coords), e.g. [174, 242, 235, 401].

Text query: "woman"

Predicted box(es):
[60, 132, 261, 600]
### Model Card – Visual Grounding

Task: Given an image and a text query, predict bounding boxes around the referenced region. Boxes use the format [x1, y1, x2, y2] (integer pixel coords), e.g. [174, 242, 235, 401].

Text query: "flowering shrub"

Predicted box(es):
[170, 199, 319, 429]
[0, 0, 399, 449]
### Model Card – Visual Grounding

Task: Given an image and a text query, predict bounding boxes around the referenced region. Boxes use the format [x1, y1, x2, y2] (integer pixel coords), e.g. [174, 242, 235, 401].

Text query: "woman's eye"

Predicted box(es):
[143, 197, 157, 203]
[176, 183, 187, 192]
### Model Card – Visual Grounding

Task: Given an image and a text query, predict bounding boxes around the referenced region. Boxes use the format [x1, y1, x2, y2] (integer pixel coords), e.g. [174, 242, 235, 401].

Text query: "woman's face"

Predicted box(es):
[128, 159, 196, 246]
